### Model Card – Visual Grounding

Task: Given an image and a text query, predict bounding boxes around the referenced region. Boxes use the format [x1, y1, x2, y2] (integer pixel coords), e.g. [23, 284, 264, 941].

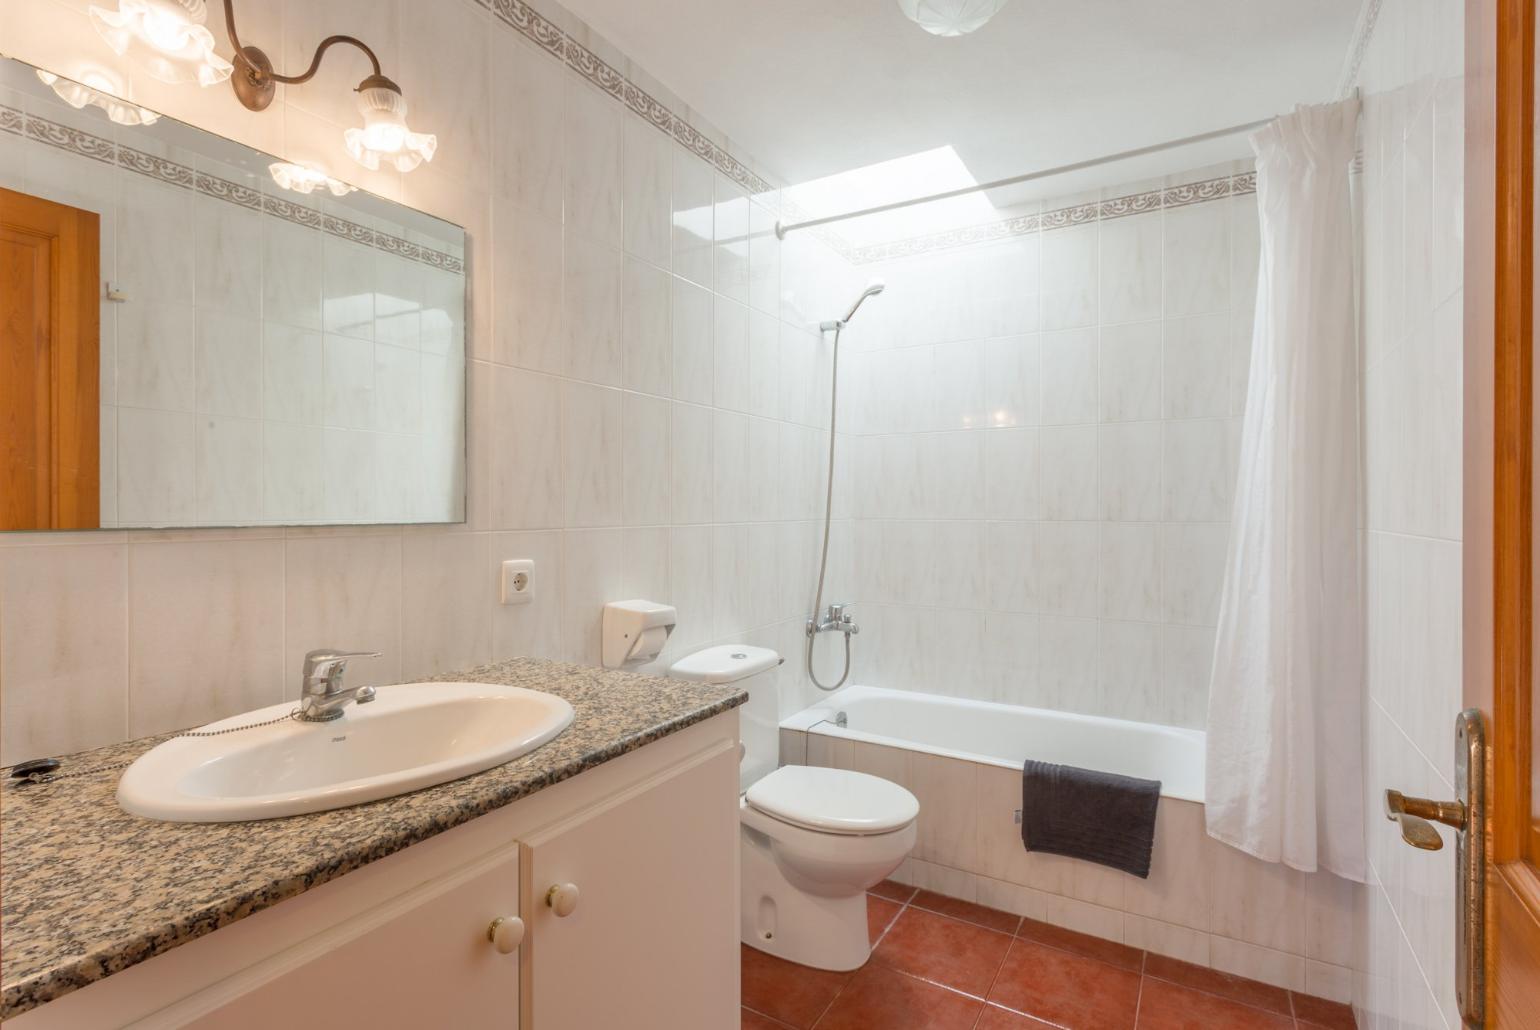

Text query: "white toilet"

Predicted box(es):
[669, 645, 918, 971]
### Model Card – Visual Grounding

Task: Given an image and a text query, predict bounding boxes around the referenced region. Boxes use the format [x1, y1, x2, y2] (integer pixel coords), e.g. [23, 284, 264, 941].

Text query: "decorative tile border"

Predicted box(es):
[483, 0, 774, 198]
[1, 102, 464, 274]
[847, 170, 1257, 264]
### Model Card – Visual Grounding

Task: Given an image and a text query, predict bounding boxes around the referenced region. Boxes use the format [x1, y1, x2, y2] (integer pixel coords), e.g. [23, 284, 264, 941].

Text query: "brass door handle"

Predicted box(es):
[1384, 789, 1466, 850]
[1383, 710, 1485, 1027]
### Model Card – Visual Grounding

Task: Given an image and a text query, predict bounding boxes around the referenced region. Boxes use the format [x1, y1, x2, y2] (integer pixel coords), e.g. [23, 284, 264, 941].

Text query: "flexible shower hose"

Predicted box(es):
[807, 322, 851, 692]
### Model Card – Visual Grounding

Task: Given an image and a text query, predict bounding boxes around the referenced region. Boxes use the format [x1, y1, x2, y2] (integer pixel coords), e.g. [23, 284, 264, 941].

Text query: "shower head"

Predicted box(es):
[822, 279, 887, 332]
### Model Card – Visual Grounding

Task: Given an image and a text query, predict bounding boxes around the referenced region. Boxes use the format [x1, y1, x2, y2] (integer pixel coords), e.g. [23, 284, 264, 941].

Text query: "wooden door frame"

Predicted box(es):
[1467, 0, 1540, 1021]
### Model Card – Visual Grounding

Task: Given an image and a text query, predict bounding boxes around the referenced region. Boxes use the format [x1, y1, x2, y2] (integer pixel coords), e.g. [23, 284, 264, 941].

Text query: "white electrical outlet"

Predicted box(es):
[500, 559, 534, 605]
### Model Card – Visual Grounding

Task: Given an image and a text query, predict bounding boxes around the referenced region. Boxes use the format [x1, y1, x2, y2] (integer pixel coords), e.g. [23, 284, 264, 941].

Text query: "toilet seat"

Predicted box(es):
[744, 766, 918, 836]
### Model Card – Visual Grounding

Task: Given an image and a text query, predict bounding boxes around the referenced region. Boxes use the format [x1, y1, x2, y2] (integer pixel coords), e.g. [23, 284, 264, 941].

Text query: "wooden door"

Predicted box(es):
[1467, 0, 1540, 1022]
[0, 186, 99, 530]
[521, 742, 739, 1029]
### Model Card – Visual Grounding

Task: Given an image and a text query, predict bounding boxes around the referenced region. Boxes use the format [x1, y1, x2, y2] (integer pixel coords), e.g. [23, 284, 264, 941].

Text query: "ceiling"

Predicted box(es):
[560, 0, 1360, 221]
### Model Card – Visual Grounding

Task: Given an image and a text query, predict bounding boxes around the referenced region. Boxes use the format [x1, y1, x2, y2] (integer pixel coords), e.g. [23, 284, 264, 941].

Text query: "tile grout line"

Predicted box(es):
[1132, 948, 1148, 1028]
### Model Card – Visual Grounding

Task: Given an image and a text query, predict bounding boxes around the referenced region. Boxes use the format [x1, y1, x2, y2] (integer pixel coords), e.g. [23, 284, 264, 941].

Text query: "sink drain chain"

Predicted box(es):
[9, 708, 305, 787]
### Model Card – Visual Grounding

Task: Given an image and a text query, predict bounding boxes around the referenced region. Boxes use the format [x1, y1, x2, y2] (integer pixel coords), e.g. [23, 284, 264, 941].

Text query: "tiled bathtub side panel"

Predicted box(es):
[804, 742, 1358, 1001]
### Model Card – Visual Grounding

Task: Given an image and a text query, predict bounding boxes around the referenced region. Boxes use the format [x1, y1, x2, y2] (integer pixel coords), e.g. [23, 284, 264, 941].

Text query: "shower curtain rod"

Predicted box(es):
[773, 114, 1275, 239]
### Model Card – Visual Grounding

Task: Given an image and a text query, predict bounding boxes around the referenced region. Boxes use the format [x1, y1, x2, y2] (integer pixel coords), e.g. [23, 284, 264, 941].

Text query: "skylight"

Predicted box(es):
[781, 145, 999, 248]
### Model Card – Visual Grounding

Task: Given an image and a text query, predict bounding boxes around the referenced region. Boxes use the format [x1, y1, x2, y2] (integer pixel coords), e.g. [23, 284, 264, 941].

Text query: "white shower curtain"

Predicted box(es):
[1204, 97, 1365, 882]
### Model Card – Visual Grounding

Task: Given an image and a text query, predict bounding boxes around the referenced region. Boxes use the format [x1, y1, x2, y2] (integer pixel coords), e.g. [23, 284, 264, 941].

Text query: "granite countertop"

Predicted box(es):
[0, 658, 746, 1019]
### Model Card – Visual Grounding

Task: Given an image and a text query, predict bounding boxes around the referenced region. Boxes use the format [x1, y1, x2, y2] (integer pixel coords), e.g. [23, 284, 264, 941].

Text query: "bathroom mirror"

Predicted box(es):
[0, 55, 466, 530]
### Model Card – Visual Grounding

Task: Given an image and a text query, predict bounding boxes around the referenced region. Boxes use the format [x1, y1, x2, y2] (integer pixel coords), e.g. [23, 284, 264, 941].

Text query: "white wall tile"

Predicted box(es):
[622, 392, 671, 526]
[1164, 201, 1230, 316]
[622, 117, 673, 268]
[1099, 212, 1162, 324]
[1040, 426, 1098, 520]
[1041, 223, 1098, 330]
[671, 151, 715, 287]
[562, 234, 623, 386]
[490, 366, 563, 530]
[195, 309, 261, 419]
[622, 256, 672, 397]
[283, 534, 402, 691]
[563, 78, 624, 247]
[560, 381, 623, 528]
[127, 538, 283, 736]
[0, 544, 128, 764]
[1099, 422, 1162, 522]
[401, 533, 492, 680]
[1099, 320, 1162, 422]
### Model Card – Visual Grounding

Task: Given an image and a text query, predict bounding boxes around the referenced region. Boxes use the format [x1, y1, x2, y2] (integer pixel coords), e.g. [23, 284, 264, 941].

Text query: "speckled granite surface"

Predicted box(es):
[0, 658, 745, 1019]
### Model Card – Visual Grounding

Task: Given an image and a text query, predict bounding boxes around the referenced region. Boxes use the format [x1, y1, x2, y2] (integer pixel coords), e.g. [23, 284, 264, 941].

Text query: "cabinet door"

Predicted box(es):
[523, 743, 739, 1030]
[182, 846, 521, 1028]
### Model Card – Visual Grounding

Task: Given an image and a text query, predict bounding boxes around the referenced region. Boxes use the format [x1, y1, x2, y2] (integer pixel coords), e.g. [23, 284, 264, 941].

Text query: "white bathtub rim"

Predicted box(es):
[783, 684, 1207, 805]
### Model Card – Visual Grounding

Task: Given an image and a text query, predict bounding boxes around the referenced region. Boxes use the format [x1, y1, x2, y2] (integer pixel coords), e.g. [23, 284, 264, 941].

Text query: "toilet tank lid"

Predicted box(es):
[669, 645, 781, 684]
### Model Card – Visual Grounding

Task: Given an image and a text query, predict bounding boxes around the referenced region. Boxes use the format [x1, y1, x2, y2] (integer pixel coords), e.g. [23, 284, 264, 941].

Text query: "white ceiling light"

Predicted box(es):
[88, 0, 233, 86]
[896, 0, 1010, 37]
[35, 69, 160, 126]
[343, 78, 437, 173]
[268, 162, 357, 197]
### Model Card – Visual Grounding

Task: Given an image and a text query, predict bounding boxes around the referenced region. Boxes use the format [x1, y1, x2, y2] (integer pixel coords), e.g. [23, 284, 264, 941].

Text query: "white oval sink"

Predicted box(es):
[117, 683, 575, 823]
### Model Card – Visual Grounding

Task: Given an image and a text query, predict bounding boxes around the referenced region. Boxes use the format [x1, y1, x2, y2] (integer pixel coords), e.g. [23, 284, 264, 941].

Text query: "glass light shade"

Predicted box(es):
[896, 0, 1009, 36]
[343, 85, 436, 173]
[269, 161, 357, 197]
[88, 0, 233, 86]
[35, 69, 160, 126]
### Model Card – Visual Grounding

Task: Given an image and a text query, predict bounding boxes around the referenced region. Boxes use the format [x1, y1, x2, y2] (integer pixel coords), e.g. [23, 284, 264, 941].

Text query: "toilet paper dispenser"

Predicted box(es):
[601, 600, 677, 669]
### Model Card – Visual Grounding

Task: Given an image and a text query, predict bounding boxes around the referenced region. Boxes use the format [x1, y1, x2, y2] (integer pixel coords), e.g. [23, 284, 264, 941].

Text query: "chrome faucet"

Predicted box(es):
[298, 649, 382, 722]
[808, 602, 860, 638]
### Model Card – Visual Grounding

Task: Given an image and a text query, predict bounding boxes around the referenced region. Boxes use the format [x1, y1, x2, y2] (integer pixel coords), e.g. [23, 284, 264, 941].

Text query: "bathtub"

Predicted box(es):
[776, 684, 1357, 1003]
[780, 684, 1206, 802]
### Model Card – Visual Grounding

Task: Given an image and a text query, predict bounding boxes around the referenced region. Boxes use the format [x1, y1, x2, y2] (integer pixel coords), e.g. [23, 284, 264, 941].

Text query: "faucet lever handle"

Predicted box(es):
[302, 648, 382, 682]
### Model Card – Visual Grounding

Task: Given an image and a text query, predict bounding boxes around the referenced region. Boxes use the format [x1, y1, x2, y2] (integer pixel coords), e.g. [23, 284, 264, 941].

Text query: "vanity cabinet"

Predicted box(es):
[186, 847, 522, 1029]
[11, 714, 739, 1030]
[521, 744, 739, 1028]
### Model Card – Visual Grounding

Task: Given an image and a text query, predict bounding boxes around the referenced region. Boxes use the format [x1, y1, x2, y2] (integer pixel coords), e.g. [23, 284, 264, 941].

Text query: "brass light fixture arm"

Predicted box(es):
[222, 0, 387, 111]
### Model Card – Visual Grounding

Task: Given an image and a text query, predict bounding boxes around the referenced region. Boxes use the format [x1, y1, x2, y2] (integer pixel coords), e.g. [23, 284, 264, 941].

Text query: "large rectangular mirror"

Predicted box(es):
[0, 55, 466, 530]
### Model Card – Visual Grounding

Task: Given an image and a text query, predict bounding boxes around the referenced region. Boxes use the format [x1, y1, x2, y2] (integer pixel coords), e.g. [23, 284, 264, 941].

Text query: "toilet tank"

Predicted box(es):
[669, 645, 781, 792]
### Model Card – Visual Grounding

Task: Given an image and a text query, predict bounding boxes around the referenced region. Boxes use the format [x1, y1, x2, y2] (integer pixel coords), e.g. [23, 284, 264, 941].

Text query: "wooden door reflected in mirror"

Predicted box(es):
[1, 186, 99, 530]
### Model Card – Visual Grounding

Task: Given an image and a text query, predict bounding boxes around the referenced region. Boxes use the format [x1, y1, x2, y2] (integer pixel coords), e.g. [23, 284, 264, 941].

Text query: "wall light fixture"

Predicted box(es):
[36, 68, 160, 126]
[88, 0, 233, 85]
[221, 0, 436, 173]
[269, 161, 357, 197]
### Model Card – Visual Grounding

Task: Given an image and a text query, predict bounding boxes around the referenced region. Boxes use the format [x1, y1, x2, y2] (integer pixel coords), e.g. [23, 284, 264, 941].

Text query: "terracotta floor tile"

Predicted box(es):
[1135, 977, 1293, 1029]
[871, 907, 1014, 998]
[741, 943, 853, 1029]
[813, 963, 983, 1030]
[868, 895, 903, 944]
[1142, 954, 1291, 1016]
[870, 879, 918, 903]
[973, 1004, 1061, 1028]
[911, 889, 1022, 935]
[1015, 917, 1145, 972]
[987, 938, 1142, 1029]
[1292, 992, 1357, 1029]
[744, 1008, 798, 1029]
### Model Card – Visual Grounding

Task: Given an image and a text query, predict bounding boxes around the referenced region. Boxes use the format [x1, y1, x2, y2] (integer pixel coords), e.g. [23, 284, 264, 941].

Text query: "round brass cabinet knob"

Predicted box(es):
[545, 882, 580, 917]
[487, 915, 525, 954]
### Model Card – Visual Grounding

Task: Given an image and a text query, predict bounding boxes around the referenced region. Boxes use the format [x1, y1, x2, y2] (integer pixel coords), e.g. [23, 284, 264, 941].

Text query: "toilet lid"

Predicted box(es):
[745, 766, 919, 835]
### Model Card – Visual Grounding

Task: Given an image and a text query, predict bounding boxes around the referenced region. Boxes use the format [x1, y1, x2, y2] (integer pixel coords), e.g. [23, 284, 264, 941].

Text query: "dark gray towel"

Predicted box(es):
[1020, 760, 1160, 878]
